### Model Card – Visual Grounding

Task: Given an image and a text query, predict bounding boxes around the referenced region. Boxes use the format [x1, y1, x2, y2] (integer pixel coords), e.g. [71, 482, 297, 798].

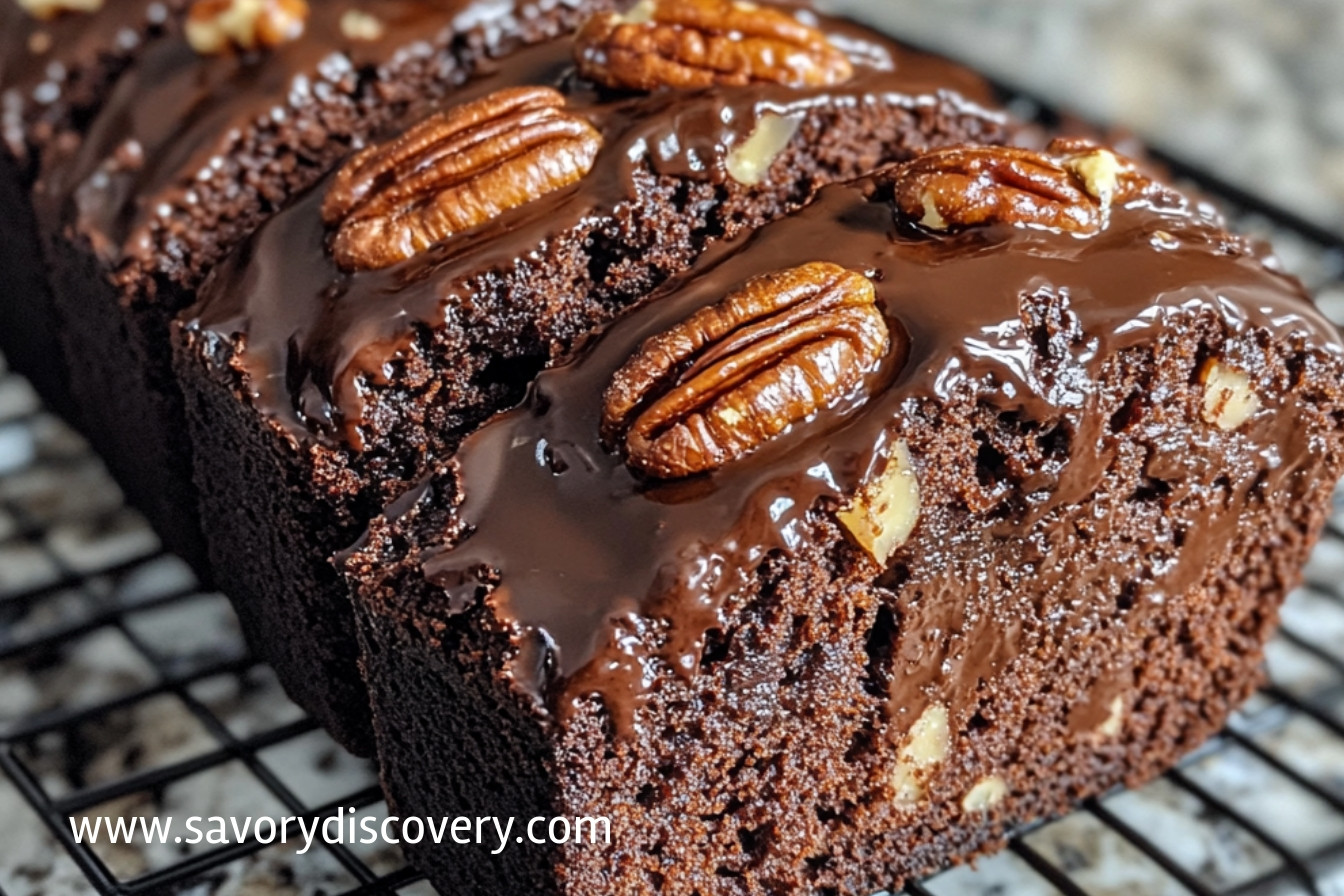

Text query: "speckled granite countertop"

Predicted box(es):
[827, 0, 1344, 232]
[2, 4, 1344, 896]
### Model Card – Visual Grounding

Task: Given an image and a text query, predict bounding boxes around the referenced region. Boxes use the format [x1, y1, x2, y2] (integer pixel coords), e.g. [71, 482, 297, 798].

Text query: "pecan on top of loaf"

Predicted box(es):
[15, 0, 102, 20]
[889, 138, 1157, 235]
[602, 262, 893, 479]
[184, 0, 309, 55]
[574, 0, 854, 90]
[323, 86, 604, 271]
[380, 149, 1340, 731]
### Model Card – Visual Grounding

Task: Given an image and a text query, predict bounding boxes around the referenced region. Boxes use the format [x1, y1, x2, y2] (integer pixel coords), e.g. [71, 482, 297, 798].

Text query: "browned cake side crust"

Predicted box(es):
[173, 6, 1009, 756]
[34, 0, 609, 581]
[343, 150, 1344, 894]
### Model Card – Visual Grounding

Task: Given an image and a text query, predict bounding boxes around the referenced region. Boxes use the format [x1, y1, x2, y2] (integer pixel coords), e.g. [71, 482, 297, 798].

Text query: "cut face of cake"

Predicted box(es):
[342, 141, 1344, 895]
[32, 0, 612, 588]
[173, 0, 1010, 755]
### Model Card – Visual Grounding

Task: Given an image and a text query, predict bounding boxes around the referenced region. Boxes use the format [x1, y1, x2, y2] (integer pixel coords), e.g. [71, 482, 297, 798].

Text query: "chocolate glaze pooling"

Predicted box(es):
[186, 20, 1000, 447]
[39, 0, 598, 267]
[413, 179, 1341, 731]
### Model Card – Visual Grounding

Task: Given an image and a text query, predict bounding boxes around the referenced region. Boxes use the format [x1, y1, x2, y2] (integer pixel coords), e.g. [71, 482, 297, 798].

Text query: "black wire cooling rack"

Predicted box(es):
[3, 94, 1344, 896]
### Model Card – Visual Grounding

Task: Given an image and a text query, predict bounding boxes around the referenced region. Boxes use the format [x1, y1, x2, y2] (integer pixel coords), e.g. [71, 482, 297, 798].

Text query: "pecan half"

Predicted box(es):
[575, 0, 853, 91]
[185, 0, 309, 55]
[324, 87, 603, 270]
[603, 262, 890, 479]
[889, 139, 1151, 235]
[17, 0, 103, 20]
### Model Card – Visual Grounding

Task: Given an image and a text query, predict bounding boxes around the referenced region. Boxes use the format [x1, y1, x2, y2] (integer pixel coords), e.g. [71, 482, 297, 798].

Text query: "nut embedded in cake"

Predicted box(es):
[172, 0, 1009, 760]
[343, 142, 1344, 895]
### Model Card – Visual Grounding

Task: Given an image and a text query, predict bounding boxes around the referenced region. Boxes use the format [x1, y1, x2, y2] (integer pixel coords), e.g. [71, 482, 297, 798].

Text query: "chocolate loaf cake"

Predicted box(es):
[174, 0, 1009, 755]
[343, 143, 1344, 894]
[33, 0, 608, 577]
[0, 0, 183, 421]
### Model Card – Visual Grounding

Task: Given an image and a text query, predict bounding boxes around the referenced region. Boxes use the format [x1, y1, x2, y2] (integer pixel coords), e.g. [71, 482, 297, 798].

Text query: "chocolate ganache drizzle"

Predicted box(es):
[186, 17, 1001, 447]
[39, 0, 602, 267]
[413, 178, 1340, 729]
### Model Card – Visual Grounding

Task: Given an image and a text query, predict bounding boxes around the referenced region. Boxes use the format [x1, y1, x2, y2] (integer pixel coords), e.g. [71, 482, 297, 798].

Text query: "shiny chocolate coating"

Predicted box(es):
[185, 20, 1001, 446]
[415, 179, 1340, 730]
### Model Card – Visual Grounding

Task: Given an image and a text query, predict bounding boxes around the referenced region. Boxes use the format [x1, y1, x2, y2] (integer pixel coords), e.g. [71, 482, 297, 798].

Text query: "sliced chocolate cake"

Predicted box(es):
[174, 0, 1010, 755]
[1, 0, 183, 421]
[33, 0, 609, 585]
[342, 143, 1344, 894]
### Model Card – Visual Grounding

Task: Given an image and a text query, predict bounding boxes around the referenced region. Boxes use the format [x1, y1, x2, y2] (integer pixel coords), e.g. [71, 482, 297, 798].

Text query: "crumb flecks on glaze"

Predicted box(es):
[38, 0, 611, 281]
[183, 25, 1004, 447]
[171, 4, 1011, 756]
[409, 179, 1340, 730]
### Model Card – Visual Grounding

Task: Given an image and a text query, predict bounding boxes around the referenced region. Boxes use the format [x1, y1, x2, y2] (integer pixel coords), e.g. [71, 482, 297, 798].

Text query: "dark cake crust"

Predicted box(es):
[173, 12, 1009, 756]
[34, 0, 610, 584]
[0, 0, 183, 421]
[342, 163, 1344, 894]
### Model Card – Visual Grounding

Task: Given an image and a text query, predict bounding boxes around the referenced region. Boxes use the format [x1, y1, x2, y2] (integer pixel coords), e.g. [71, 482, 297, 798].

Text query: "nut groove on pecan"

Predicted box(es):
[889, 139, 1151, 235]
[575, 0, 853, 91]
[602, 262, 890, 479]
[323, 87, 603, 271]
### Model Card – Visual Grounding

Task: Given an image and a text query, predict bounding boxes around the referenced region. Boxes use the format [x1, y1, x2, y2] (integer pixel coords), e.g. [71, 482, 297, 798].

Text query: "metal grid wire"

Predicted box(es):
[3, 109, 1344, 896]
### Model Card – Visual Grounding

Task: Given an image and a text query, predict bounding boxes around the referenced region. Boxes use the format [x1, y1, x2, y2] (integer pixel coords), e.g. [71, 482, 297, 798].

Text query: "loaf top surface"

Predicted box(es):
[346, 142, 1342, 730]
[180, 4, 1003, 447]
[34, 0, 606, 284]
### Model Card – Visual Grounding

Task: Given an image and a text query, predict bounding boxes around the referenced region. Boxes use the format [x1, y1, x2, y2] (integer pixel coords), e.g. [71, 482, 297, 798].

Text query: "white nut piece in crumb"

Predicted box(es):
[726, 113, 802, 186]
[1063, 147, 1123, 206]
[1097, 694, 1125, 738]
[838, 440, 920, 564]
[185, 0, 309, 55]
[890, 702, 949, 806]
[962, 775, 1008, 813]
[17, 0, 102, 19]
[1200, 359, 1260, 431]
[339, 9, 384, 41]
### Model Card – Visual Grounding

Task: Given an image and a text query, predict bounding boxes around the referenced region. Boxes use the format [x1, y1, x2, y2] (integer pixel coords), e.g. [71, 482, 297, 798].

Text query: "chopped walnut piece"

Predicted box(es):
[338, 9, 384, 42]
[185, 0, 309, 55]
[891, 703, 950, 807]
[726, 113, 802, 186]
[962, 775, 1008, 813]
[1200, 359, 1260, 431]
[838, 441, 919, 565]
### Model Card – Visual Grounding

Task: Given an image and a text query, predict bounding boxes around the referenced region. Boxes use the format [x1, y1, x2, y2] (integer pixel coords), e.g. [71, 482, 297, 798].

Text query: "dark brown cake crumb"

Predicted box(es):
[342, 155, 1344, 895]
[173, 13, 1010, 756]
[32, 0, 612, 611]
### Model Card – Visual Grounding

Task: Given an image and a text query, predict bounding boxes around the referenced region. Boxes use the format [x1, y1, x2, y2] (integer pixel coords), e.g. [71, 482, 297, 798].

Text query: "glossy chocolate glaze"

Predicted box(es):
[40, 0, 598, 266]
[407, 179, 1341, 731]
[186, 18, 1001, 447]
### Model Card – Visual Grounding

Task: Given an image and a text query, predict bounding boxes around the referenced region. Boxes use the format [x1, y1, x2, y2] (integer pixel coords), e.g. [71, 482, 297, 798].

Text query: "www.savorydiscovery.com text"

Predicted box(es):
[71, 807, 612, 855]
